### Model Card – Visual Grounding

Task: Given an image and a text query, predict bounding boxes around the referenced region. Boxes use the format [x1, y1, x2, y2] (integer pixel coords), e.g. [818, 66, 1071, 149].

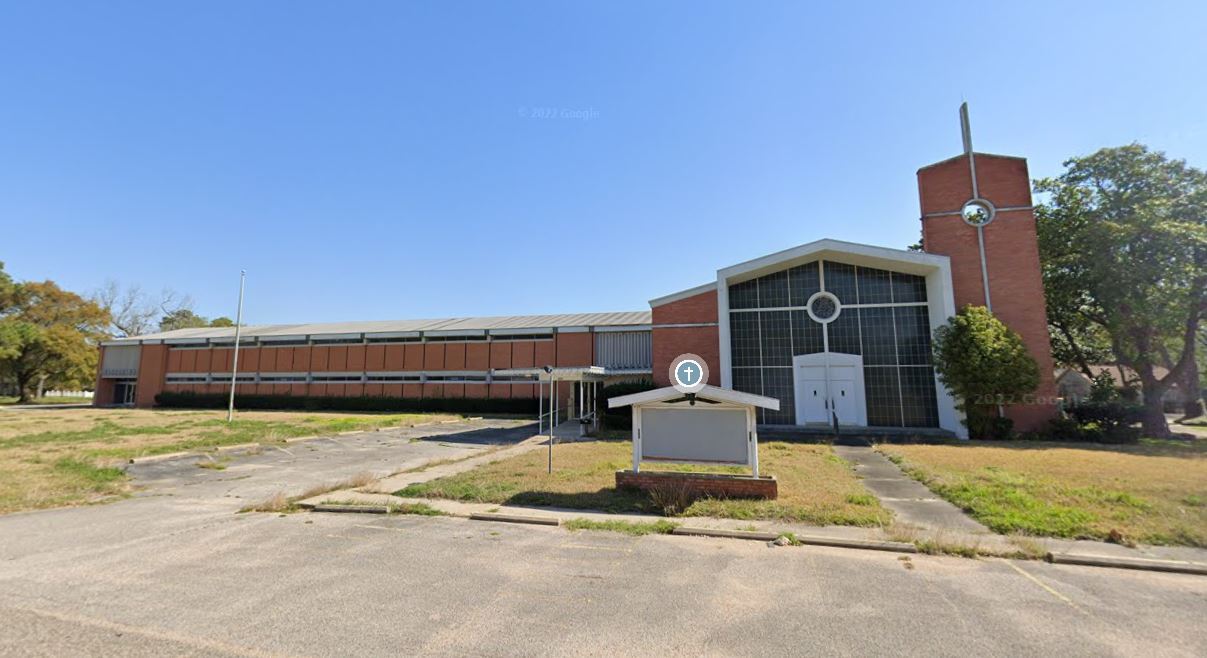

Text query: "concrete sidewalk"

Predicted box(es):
[300, 436, 1207, 571]
[833, 445, 992, 535]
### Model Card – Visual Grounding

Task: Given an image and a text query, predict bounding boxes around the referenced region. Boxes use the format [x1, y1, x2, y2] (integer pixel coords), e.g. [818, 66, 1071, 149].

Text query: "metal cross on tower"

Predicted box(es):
[960, 102, 994, 312]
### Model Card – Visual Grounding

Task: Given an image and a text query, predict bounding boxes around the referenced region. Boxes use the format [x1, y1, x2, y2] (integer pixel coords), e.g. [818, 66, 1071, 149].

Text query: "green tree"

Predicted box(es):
[0, 279, 110, 402]
[1035, 144, 1206, 435]
[158, 310, 236, 331]
[158, 309, 210, 332]
[933, 306, 1040, 439]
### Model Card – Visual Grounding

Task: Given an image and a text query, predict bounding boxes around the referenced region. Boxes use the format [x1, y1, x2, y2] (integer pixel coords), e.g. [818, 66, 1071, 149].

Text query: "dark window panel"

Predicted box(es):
[729, 312, 761, 367]
[900, 367, 940, 427]
[860, 307, 896, 366]
[823, 261, 858, 304]
[864, 367, 903, 426]
[729, 279, 759, 309]
[760, 311, 792, 366]
[787, 261, 821, 307]
[827, 308, 862, 355]
[891, 272, 928, 303]
[732, 367, 762, 397]
[790, 310, 824, 356]
[757, 270, 790, 308]
[760, 367, 795, 425]
[856, 267, 893, 304]
[894, 306, 933, 366]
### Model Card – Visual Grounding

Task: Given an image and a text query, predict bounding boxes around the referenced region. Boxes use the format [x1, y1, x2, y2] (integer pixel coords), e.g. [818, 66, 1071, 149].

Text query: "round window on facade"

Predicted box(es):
[806, 291, 841, 324]
[961, 198, 996, 226]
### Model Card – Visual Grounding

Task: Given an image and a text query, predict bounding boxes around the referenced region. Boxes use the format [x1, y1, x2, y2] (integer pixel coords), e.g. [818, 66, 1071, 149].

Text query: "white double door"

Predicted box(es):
[793, 353, 867, 427]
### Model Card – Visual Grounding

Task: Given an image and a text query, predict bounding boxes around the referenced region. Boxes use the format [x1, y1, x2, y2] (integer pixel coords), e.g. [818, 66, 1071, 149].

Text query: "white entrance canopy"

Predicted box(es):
[609, 385, 779, 476]
[492, 366, 610, 439]
[492, 366, 607, 382]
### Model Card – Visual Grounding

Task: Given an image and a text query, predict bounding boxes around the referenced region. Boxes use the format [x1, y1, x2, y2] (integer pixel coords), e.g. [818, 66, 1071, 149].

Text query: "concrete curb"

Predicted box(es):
[795, 535, 918, 553]
[129, 443, 264, 465]
[313, 504, 390, 514]
[1048, 552, 1207, 576]
[214, 442, 261, 454]
[672, 527, 781, 542]
[469, 512, 560, 526]
[128, 451, 197, 465]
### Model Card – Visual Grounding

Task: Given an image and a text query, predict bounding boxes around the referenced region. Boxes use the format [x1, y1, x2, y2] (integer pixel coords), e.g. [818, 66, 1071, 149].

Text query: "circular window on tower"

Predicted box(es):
[961, 198, 996, 226]
[806, 291, 842, 324]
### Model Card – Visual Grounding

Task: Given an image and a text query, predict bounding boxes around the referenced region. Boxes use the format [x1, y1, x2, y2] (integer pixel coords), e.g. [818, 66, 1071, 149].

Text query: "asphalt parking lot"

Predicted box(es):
[0, 420, 1205, 657]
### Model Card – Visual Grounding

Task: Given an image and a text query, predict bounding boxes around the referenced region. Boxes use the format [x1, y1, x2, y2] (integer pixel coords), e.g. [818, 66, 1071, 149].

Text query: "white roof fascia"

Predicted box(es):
[308, 333, 362, 341]
[609, 385, 780, 410]
[649, 282, 717, 308]
[487, 327, 553, 336]
[363, 331, 421, 339]
[424, 329, 487, 337]
[718, 238, 950, 283]
[258, 334, 310, 342]
[593, 324, 652, 333]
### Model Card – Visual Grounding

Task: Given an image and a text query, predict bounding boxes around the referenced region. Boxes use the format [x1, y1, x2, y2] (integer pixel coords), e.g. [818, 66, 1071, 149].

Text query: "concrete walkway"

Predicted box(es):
[360, 432, 549, 495]
[833, 445, 991, 536]
[299, 435, 1207, 569]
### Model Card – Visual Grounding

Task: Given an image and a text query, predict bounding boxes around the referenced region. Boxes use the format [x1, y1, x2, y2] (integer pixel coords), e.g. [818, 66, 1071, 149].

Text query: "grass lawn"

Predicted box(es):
[878, 440, 1207, 547]
[397, 439, 891, 526]
[0, 407, 457, 514]
[0, 396, 94, 406]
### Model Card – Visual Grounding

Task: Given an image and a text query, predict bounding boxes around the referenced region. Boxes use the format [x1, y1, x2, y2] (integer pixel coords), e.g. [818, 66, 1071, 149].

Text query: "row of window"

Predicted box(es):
[729, 260, 928, 309]
[167, 333, 557, 349]
[166, 372, 540, 385]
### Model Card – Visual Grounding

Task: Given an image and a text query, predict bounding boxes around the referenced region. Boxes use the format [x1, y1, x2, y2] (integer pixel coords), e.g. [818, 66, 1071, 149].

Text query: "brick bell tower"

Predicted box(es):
[917, 104, 1057, 432]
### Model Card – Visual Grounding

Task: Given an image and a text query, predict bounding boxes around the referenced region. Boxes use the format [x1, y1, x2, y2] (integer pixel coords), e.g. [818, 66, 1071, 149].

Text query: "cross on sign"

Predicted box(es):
[676, 361, 700, 386]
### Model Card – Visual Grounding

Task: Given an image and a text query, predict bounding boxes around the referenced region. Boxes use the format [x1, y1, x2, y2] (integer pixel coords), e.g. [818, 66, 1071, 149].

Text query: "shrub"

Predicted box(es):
[599, 379, 656, 430]
[967, 415, 1014, 441]
[647, 480, 698, 515]
[154, 391, 539, 415]
[932, 306, 1039, 440]
[1067, 400, 1144, 443]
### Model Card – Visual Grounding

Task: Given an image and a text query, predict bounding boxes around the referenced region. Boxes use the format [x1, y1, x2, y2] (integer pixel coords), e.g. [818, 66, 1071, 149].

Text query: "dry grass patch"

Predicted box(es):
[398, 440, 890, 526]
[0, 408, 451, 514]
[879, 441, 1207, 547]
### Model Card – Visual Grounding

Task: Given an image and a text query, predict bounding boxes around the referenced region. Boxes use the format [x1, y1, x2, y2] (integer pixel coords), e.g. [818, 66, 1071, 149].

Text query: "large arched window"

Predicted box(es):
[728, 259, 939, 427]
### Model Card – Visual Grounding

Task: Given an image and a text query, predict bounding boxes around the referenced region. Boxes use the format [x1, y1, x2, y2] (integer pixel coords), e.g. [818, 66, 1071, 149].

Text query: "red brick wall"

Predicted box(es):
[918, 153, 1058, 432]
[134, 344, 168, 407]
[616, 470, 777, 500]
[555, 332, 592, 366]
[651, 289, 720, 387]
[119, 331, 607, 407]
[92, 347, 112, 406]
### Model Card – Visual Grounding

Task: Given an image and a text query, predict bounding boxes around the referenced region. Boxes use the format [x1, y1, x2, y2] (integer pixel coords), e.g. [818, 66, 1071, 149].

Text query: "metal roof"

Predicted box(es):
[104, 311, 653, 345]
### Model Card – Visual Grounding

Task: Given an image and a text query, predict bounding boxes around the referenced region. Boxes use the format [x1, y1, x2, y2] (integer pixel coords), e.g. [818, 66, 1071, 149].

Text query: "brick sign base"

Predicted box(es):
[616, 469, 778, 500]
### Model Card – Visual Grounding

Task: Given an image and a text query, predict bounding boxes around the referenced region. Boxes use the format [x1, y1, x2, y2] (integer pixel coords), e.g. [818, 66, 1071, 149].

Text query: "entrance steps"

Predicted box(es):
[757, 425, 957, 446]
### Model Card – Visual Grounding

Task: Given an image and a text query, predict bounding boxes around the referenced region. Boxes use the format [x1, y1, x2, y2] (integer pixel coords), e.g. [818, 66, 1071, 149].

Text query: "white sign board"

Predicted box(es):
[640, 407, 749, 465]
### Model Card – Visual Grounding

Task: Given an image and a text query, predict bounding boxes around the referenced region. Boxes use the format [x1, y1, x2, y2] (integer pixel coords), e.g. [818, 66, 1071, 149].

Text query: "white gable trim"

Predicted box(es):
[714, 238, 965, 439]
[649, 282, 717, 308]
[609, 384, 780, 410]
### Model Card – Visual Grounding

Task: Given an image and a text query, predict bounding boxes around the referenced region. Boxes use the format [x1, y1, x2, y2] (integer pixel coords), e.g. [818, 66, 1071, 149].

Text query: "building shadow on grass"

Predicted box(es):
[503, 488, 653, 515]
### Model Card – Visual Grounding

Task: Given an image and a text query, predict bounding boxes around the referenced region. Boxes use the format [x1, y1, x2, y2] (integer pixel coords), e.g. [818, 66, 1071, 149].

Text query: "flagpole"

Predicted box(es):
[227, 270, 246, 423]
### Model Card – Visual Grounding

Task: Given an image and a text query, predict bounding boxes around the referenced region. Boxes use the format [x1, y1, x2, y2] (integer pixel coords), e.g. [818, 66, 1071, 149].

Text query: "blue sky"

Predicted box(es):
[3, 1, 1204, 326]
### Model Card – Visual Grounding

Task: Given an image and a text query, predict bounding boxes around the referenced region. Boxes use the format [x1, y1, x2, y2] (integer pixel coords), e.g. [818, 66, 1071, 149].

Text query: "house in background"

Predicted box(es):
[1054, 364, 1180, 407]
